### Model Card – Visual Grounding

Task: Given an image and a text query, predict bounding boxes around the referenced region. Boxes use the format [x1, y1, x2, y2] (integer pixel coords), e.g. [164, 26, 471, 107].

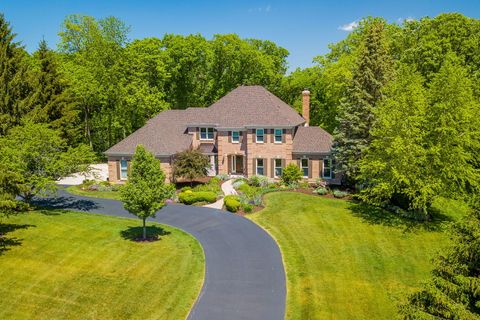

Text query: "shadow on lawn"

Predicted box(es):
[120, 225, 171, 242]
[348, 201, 454, 233]
[30, 196, 100, 212]
[0, 223, 35, 255]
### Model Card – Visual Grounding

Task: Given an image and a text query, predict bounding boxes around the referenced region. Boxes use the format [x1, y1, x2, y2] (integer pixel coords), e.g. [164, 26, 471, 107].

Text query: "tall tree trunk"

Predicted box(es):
[142, 217, 146, 240]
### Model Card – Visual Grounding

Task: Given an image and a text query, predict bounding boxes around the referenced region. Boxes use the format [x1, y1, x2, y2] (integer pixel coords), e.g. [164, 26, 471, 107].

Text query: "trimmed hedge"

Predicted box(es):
[224, 195, 241, 212]
[178, 191, 217, 205]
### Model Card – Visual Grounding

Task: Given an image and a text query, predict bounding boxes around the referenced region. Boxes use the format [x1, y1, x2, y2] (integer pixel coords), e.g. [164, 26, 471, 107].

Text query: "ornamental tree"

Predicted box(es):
[172, 149, 210, 185]
[120, 145, 175, 240]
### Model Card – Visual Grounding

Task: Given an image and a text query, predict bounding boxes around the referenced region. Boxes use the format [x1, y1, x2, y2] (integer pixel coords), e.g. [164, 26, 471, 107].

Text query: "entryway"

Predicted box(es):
[232, 155, 244, 175]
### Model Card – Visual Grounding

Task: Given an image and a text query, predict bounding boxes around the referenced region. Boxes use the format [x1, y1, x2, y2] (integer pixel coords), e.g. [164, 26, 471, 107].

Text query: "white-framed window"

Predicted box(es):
[231, 131, 240, 143]
[274, 128, 283, 143]
[200, 127, 214, 140]
[323, 158, 333, 179]
[256, 158, 264, 175]
[120, 159, 128, 180]
[274, 159, 283, 177]
[301, 158, 309, 177]
[256, 128, 264, 143]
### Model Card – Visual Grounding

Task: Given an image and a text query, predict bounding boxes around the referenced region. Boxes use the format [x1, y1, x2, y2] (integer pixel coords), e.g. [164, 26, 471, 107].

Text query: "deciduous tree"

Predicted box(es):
[120, 145, 174, 240]
[172, 149, 210, 185]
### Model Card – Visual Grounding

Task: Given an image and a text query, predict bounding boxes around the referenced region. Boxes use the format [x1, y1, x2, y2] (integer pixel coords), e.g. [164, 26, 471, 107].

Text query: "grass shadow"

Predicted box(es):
[120, 225, 171, 242]
[0, 223, 35, 255]
[30, 196, 100, 212]
[347, 201, 455, 233]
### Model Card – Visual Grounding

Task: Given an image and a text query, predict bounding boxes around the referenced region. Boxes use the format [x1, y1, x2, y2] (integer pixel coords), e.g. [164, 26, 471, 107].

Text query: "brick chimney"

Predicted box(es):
[302, 89, 310, 126]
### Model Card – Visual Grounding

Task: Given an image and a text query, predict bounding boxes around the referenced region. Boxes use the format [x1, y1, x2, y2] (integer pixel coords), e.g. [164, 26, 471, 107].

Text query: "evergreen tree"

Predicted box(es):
[332, 19, 393, 185]
[401, 203, 480, 319]
[26, 40, 80, 143]
[358, 65, 431, 214]
[0, 13, 31, 135]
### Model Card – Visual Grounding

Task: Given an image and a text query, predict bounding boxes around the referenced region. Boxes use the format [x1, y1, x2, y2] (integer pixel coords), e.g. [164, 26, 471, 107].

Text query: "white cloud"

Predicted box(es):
[397, 16, 415, 23]
[248, 5, 272, 13]
[338, 21, 358, 32]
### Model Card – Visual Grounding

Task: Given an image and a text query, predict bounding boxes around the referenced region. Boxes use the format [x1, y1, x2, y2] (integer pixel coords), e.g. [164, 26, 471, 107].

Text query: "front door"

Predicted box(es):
[233, 155, 244, 174]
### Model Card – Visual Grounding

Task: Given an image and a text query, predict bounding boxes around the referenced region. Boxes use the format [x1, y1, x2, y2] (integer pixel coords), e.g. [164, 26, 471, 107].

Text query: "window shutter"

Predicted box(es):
[127, 161, 131, 178]
[252, 158, 256, 175]
[239, 131, 243, 143]
[271, 159, 275, 177]
[116, 160, 121, 180]
[270, 129, 274, 143]
[252, 129, 255, 143]
[282, 159, 286, 169]
[308, 160, 313, 178]
[263, 158, 268, 177]
[228, 131, 231, 143]
[227, 155, 231, 174]
[332, 159, 336, 179]
[282, 129, 286, 143]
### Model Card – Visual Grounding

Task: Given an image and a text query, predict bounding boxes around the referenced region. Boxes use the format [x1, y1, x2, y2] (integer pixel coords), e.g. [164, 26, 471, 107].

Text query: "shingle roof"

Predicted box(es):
[293, 126, 333, 154]
[105, 85, 309, 156]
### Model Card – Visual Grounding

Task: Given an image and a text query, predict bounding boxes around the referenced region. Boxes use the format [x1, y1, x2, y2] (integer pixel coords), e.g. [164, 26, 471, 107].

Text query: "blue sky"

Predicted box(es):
[2, 0, 479, 71]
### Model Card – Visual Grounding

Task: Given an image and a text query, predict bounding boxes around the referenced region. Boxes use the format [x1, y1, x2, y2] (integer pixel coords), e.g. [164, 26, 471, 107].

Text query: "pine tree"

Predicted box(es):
[333, 19, 393, 185]
[0, 14, 31, 135]
[401, 203, 480, 319]
[26, 40, 80, 143]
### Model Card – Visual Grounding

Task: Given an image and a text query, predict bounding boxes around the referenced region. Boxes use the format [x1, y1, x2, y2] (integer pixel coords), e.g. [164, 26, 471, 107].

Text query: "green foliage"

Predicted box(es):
[333, 190, 349, 198]
[359, 56, 480, 216]
[26, 40, 80, 144]
[224, 195, 241, 213]
[0, 165, 25, 216]
[178, 191, 217, 205]
[120, 145, 175, 239]
[401, 204, 480, 319]
[247, 175, 270, 188]
[281, 163, 303, 186]
[191, 179, 222, 195]
[0, 123, 96, 202]
[172, 149, 210, 183]
[241, 203, 254, 213]
[333, 19, 393, 184]
[237, 184, 262, 199]
[314, 187, 329, 195]
[0, 14, 32, 135]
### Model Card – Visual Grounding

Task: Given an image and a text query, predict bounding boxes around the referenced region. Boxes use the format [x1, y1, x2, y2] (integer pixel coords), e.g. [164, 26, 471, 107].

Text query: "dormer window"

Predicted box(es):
[231, 131, 240, 143]
[274, 128, 283, 143]
[200, 127, 214, 140]
[256, 128, 264, 143]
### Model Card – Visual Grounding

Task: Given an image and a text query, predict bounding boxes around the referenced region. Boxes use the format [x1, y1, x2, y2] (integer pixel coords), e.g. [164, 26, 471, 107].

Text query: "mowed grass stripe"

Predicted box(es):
[249, 192, 465, 319]
[0, 210, 204, 320]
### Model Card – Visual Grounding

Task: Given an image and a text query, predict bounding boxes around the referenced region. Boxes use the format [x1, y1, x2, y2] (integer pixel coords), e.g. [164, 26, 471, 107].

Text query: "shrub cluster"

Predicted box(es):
[80, 179, 121, 192]
[333, 190, 349, 198]
[281, 163, 302, 186]
[178, 190, 217, 204]
[224, 195, 241, 212]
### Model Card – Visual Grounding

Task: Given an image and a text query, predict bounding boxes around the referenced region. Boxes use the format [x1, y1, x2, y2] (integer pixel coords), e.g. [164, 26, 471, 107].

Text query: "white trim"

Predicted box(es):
[256, 128, 265, 143]
[274, 128, 283, 144]
[120, 159, 128, 180]
[274, 158, 283, 178]
[231, 131, 240, 143]
[200, 127, 214, 141]
[301, 158, 309, 178]
[256, 158, 264, 175]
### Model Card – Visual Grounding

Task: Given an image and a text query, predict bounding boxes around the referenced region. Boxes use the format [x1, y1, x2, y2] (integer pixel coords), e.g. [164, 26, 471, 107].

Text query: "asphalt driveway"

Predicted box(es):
[33, 189, 286, 320]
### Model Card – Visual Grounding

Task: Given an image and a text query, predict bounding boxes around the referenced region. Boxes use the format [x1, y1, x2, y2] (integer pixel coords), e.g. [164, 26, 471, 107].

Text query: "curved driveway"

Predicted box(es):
[34, 189, 286, 320]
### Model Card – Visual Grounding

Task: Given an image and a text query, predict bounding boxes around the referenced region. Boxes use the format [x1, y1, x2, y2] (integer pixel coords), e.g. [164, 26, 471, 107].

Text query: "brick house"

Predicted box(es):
[105, 85, 340, 184]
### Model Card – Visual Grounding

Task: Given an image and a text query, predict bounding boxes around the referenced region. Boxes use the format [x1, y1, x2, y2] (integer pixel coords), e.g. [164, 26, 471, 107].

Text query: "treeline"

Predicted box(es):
[282, 13, 480, 214]
[0, 13, 288, 152]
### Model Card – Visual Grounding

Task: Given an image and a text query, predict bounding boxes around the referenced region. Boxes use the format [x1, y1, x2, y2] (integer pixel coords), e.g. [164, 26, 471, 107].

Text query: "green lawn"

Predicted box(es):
[249, 192, 468, 319]
[65, 185, 122, 200]
[0, 210, 204, 320]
